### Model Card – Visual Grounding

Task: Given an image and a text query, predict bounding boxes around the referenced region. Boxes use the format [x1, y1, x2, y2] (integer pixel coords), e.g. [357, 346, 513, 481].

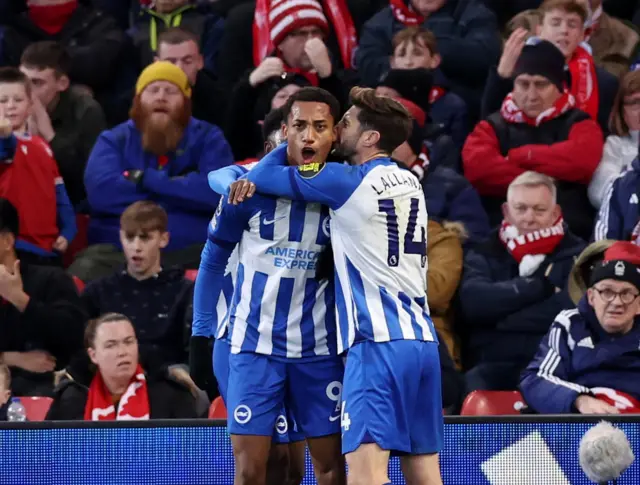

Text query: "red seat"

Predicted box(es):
[17, 396, 53, 421]
[63, 214, 90, 268]
[72, 275, 85, 293]
[185, 269, 198, 282]
[208, 396, 227, 419]
[460, 390, 527, 416]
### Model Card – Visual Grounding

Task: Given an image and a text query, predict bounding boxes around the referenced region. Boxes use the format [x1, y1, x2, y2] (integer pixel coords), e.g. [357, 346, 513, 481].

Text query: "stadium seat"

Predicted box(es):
[72, 275, 85, 293]
[17, 396, 53, 421]
[63, 214, 90, 268]
[185, 269, 198, 282]
[208, 396, 227, 419]
[460, 390, 527, 416]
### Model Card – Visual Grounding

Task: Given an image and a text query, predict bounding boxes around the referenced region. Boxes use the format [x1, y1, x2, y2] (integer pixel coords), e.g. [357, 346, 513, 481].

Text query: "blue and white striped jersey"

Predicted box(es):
[205, 189, 336, 359]
[246, 144, 436, 354]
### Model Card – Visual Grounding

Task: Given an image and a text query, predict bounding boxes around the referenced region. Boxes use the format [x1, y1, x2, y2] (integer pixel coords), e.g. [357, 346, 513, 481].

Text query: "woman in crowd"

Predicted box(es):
[589, 70, 640, 209]
[46, 313, 198, 420]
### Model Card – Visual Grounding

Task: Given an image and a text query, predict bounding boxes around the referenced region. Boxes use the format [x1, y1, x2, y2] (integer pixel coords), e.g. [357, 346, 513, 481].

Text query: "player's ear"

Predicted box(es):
[281, 122, 288, 138]
[364, 130, 381, 148]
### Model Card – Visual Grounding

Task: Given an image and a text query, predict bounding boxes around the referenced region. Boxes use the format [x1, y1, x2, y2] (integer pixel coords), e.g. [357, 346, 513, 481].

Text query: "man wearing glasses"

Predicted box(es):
[521, 241, 640, 414]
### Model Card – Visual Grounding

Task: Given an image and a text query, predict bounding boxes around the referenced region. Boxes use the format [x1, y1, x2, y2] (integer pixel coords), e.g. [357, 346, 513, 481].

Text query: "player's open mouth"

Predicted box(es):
[301, 147, 316, 161]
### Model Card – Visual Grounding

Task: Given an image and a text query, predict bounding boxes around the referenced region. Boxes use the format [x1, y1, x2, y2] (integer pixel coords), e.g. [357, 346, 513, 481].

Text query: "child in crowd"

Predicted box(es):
[0, 364, 11, 421]
[0, 67, 76, 265]
[390, 26, 469, 150]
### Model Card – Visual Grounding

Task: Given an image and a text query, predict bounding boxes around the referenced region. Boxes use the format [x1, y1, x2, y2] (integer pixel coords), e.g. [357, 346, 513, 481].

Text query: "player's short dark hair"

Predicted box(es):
[120, 201, 168, 235]
[282, 87, 341, 125]
[0, 67, 31, 97]
[262, 106, 286, 141]
[0, 198, 19, 238]
[349, 86, 412, 154]
[20, 41, 70, 76]
[158, 27, 201, 49]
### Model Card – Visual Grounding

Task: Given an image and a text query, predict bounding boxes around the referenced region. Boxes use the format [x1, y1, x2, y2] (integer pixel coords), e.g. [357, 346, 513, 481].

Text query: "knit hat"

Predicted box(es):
[269, 0, 329, 47]
[513, 38, 566, 92]
[135, 61, 192, 98]
[378, 68, 433, 116]
[603, 241, 640, 266]
[589, 259, 640, 291]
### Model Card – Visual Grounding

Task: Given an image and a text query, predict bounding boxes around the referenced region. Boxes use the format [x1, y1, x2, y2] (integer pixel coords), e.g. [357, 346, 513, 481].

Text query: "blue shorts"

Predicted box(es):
[340, 340, 444, 456]
[227, 351, 344, 440]
[213, 340, 305, 444]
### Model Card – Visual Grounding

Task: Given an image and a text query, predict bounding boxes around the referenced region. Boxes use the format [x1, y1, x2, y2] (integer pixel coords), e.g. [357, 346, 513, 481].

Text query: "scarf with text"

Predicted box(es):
[390, 0, 424, 26]
[499, 216, 565, 264]
[592, 387, 640, 414]
[500, 90, 575, 127]
[568, 44, 599, 120]
[253, 0, 357, 69]
[84, 365, 150, 421]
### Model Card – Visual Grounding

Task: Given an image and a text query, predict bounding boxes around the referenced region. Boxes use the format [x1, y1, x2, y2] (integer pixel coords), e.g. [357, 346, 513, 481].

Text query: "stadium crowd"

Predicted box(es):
[0, 0, 640, 428]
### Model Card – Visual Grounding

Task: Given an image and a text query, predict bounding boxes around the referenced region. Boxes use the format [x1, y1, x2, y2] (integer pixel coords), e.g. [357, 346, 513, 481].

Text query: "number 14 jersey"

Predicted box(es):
[246, 151, 437, 354]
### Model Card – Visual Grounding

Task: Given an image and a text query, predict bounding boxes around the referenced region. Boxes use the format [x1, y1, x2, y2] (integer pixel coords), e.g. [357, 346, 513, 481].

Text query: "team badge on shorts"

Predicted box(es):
[234, 405, 252, 424]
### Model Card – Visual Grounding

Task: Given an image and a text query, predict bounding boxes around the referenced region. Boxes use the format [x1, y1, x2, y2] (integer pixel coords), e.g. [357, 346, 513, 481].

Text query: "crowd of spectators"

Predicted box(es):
[2, 0, 640, 418]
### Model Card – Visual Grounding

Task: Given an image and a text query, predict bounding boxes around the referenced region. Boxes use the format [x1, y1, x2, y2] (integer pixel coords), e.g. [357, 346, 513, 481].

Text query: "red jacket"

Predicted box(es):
[462, 118, 603, 197]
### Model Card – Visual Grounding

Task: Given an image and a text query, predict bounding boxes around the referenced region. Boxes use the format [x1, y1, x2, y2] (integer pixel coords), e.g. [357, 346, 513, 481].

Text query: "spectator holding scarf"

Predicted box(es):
[46, 313, 198, 420]
[463, 39, 603, 239]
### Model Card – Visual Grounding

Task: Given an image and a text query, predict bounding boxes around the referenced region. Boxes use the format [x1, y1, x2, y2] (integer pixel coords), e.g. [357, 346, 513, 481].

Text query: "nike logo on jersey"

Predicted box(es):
[262, 216, 286, 225]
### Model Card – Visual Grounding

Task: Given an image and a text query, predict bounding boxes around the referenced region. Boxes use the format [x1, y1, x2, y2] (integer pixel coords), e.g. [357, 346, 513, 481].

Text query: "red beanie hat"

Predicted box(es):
[269, 0, 329, 48]
[603, 241, 640, 267]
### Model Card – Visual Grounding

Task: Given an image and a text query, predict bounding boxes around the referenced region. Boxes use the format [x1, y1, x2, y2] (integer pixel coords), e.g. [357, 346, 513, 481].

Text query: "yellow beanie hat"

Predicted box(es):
[135, 61, 192, 98]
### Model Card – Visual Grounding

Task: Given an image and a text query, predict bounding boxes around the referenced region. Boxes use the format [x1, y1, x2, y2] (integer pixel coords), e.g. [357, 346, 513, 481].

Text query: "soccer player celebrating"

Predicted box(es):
[192, 89, 345, 485]
[230, 87, 444, 485]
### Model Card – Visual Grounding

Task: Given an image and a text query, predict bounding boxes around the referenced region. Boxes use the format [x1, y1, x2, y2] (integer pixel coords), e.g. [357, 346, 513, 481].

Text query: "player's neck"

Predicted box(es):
[355, 149, 388, 165]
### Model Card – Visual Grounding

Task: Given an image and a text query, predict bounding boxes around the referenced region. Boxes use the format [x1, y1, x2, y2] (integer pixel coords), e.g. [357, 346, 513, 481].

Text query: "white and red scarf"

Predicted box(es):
[500, 91, 576, 127]
[592, 388, 640, 414]
[499, 216, 565, 276]
[253, 0, 357, 69]
[568, 44, 599, 120]
[84, 365, 150, 421]
[390, 0, 424, 26]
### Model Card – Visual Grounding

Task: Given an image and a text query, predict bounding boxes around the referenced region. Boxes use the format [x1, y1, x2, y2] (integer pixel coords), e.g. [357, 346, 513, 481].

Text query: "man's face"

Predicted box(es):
[264, 126, 285, 154]
[538, 9, 585, 59]
[120, 229, 169, 279]
[513, 74, 561, 119]
[139, 80, 185, 122]
[271, 84, 302, 110]
[0, 83, 31, 131]
[588, 279, 640, 334]
[409, 0, 447, 16]
[154, 0, 189, 13]
[284, 101, 336, 166]
[335, 106, 364, 163]
[20, 66, 68, 110]
[391, 39, 440, 70]
[503, 184, 560, 234]
[156, 41, 203, 86]
[278, 26, 324, 71]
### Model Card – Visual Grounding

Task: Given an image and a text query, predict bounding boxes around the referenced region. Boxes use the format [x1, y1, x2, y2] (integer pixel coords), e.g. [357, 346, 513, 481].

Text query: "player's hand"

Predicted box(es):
[249, 57, 285, 87]
[53, 235, 69, 253]
[305, 38, 332, 78]
[575, 395, 620, 415]
[228, 179, 256, 205]
[497, 28, 528, 78]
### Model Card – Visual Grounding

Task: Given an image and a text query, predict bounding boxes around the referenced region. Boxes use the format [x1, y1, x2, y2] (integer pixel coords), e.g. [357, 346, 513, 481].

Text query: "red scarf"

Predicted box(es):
[84, 365, 150, 421]
[286, 66, 319, 87]
[408, 149, 429, 181]
[429, 86, 446, 104]
[499, 216, 565, 264]
[28, 1, 77, 35]
[390, 0, 424, 26]
[567, 45, 599, 120]
[592, 388, 640, 414]
[500, 91, 576, 127]
[253, 0, 357, 69]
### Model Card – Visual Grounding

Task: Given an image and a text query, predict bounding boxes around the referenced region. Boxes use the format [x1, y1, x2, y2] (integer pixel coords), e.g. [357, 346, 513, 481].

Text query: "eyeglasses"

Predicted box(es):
[593, 287, 639, 304]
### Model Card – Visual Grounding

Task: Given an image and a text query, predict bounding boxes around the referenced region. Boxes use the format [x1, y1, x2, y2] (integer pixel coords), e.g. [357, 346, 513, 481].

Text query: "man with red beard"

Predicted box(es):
[71, 61, 234, 284]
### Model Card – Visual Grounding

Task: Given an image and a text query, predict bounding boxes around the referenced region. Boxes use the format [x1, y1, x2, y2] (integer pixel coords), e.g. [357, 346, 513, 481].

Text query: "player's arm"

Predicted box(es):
[189, 198, 246, 390]
[244, 143, 361, 210]
[207, 164, 248, 196]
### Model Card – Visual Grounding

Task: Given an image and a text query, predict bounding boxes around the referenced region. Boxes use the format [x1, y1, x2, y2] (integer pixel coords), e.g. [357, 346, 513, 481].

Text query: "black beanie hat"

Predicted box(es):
[590, 260, 640, 291]
[378, 68, 433, 115]
[513, 39, 566, 92]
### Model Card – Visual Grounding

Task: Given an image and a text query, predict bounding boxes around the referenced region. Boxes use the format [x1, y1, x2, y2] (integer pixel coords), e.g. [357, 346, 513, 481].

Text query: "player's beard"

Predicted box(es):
[130, 96, 191, 156]
[333, 139, 357, 164]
